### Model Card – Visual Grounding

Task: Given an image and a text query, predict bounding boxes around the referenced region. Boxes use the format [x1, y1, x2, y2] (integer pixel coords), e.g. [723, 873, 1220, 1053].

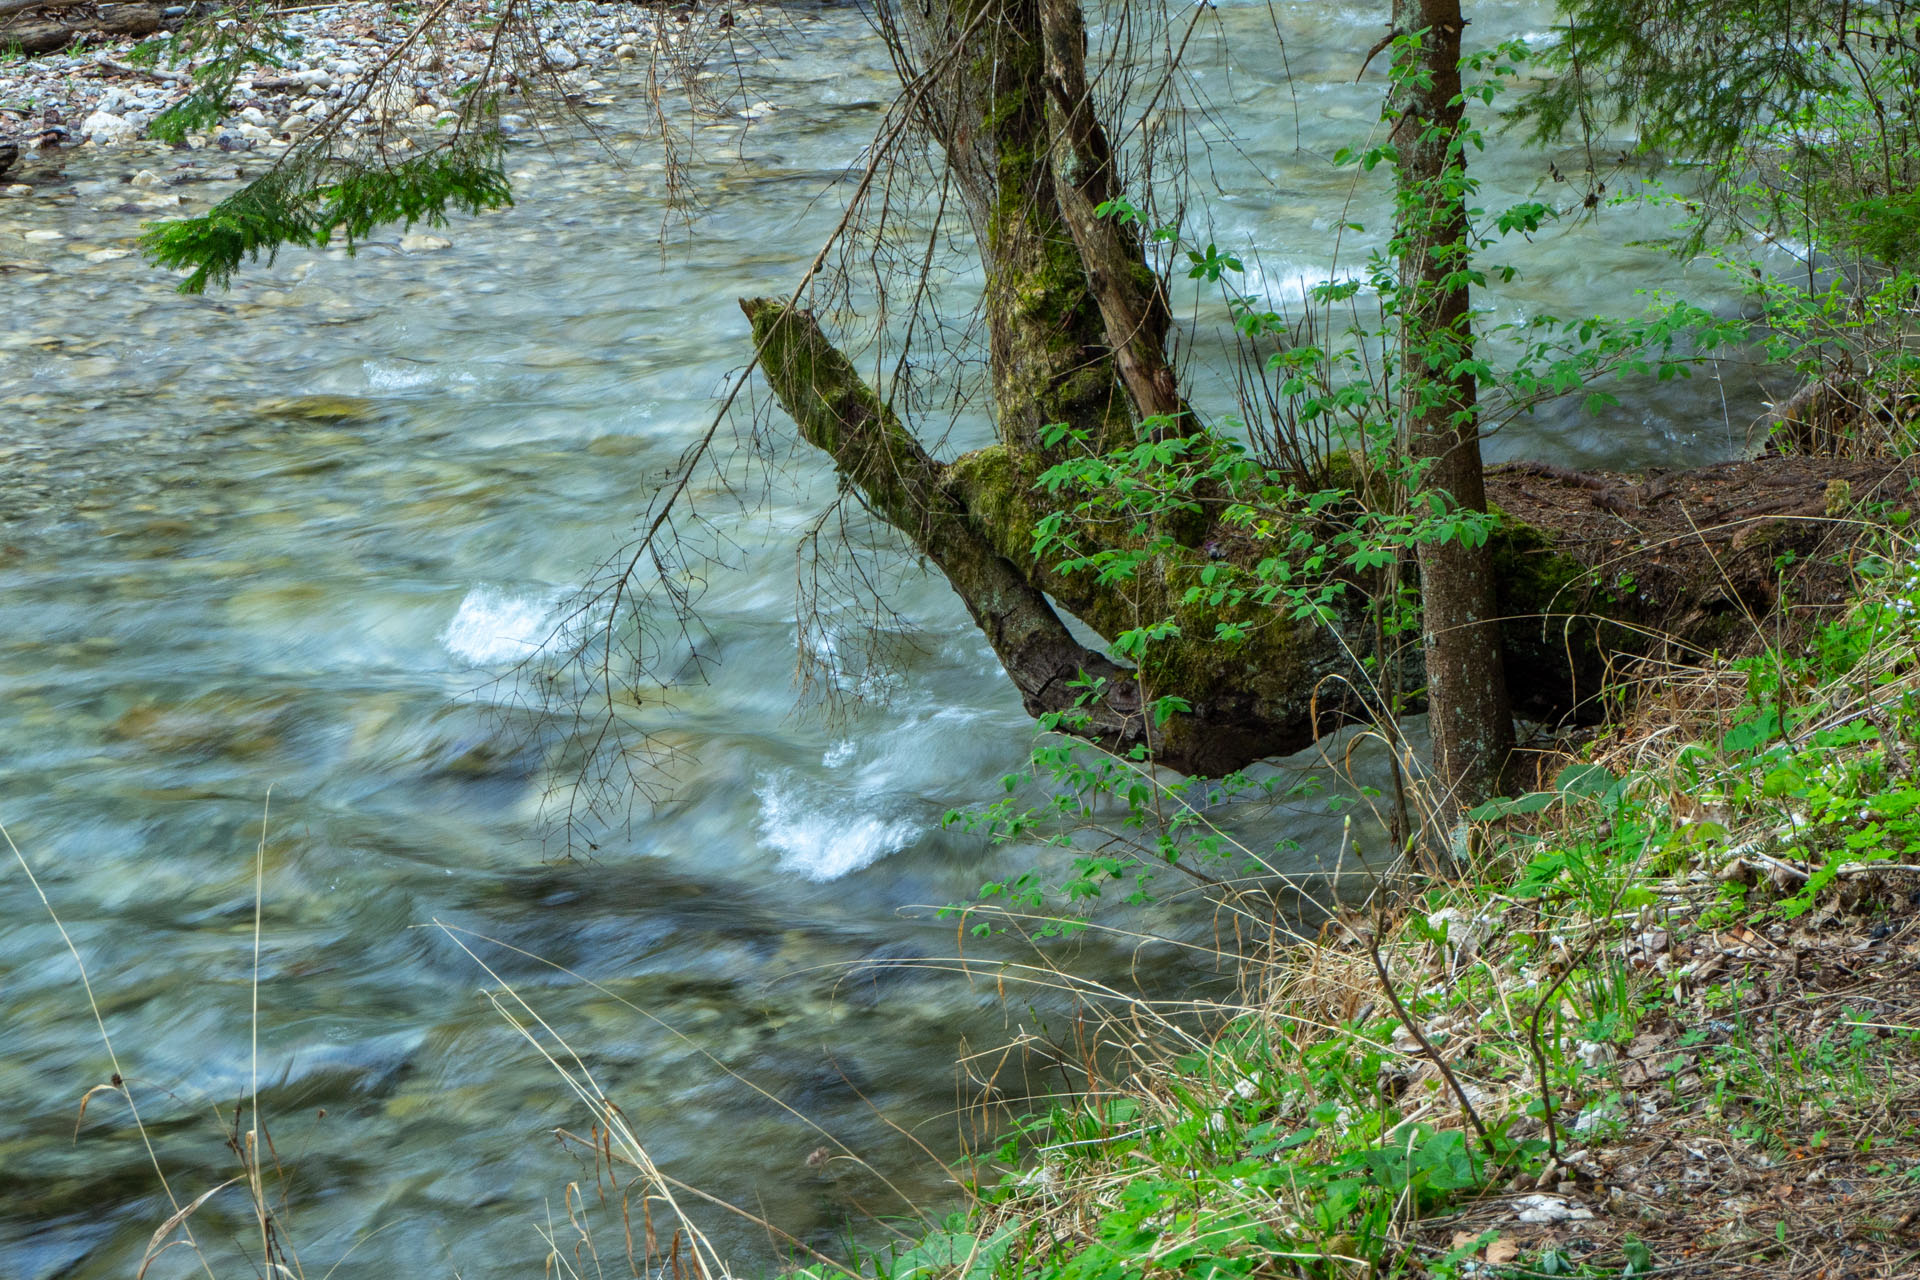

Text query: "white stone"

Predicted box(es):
[1574, 1040, 1619, 1069]
[1514, 1195, 1594, 1225]
[739, 100, 777, 120]
[238, 123, 275, 143]
[238, 106, 269, 127]
[2, 184, 33, 199]
[400, 233, 451, 252]
[82, 110, 139, 145]
[24, 229, 64, 241]
[129, 169, 163, 189]
[85, 248, 132, 262]
[368, 85, 413, 119]
[543, 42, 580, 70]
[613, 43, 637, 60]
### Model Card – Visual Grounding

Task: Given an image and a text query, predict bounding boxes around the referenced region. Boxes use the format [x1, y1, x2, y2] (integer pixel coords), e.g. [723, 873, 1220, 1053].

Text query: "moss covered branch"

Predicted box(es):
[742, 296, 1158, 757]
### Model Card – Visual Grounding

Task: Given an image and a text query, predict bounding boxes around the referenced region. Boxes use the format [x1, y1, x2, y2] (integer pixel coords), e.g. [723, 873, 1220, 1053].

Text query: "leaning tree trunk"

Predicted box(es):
[1390, 0, 1516, 814]
[742, 0, 1912, 781]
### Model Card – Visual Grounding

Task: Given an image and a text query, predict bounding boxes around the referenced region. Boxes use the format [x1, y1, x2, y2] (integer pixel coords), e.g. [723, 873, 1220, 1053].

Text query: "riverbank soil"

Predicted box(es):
[1407, 877, 1920, 1278]
[1488, 456, 1920, 724]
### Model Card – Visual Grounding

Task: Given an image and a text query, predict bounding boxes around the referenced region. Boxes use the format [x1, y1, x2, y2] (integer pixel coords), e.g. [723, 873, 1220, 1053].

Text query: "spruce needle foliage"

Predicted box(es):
[126, 11, 301, 146]
[142, 132, 513, 294]
[1513, 0, 1859, 161]
[1518, 0, 1920, 262]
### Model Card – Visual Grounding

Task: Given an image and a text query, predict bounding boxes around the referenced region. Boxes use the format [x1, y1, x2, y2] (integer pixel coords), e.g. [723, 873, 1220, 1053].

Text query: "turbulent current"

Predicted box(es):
[0, 2, 1783, 1275]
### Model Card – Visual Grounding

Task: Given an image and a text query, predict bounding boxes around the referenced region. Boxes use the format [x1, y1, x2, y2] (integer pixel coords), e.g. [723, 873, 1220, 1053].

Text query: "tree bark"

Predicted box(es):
[1035, 0, 1185, 429]
[1390, 0, 1517, 813]
[880, 0, 1139, 462]
[741, 297, 1155, 758]
[0, 2, 162, 53]
[0, 0, 96, 19]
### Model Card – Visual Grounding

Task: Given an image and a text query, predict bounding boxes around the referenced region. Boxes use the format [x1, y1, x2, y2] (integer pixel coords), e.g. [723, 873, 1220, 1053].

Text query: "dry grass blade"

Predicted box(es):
[74, 1081, 124, 1138]
[137, 1178, 242, 1280]
[431, 922, 733, 1280]
[427, 918, 924, 1218]
[4, 816, 219, 1280]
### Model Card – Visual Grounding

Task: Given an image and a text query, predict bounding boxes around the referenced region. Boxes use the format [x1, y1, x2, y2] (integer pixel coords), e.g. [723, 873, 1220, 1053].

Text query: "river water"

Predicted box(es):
[1, 2, 1776, 1277]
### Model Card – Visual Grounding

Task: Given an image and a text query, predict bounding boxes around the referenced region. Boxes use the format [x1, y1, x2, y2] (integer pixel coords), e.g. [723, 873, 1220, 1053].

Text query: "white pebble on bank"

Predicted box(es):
[82, 110, 138, 145]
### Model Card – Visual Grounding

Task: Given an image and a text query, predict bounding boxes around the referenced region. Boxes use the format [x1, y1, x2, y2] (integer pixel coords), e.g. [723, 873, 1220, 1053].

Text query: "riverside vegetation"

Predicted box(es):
[6, 0, 1920, 1277]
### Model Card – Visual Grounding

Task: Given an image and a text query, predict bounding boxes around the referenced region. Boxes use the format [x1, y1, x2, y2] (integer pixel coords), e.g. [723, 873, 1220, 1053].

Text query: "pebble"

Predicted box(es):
[81, 110, 139, 145]
[399, 233, 451, 252]
[0, 1, 727, 157]
[128, 169, 162, 189]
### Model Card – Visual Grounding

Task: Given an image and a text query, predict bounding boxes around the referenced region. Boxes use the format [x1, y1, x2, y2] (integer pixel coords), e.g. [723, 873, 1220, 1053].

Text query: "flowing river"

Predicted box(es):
[0, 2, 1781, 1276]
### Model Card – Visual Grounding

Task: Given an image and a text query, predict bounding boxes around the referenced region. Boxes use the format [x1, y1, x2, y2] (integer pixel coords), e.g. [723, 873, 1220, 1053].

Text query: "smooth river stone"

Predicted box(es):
[257, 394, 382, 422]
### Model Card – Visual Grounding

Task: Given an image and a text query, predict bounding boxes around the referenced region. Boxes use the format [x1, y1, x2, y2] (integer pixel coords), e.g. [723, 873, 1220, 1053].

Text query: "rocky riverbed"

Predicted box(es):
[0, 0, 767, 184]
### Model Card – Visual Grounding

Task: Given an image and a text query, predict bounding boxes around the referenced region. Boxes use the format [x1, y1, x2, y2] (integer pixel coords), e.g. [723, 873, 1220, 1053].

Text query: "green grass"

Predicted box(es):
[845, 523, 1920, 1280]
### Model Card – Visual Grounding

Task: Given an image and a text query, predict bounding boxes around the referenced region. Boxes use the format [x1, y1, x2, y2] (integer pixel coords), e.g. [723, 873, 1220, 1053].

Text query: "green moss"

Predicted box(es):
[1488, 506, 1587, 613]
[947, 445, 1036, 560]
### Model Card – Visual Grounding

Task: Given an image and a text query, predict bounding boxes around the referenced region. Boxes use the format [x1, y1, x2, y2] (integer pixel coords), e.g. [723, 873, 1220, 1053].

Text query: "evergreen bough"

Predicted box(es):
[142, 132, 513, 293]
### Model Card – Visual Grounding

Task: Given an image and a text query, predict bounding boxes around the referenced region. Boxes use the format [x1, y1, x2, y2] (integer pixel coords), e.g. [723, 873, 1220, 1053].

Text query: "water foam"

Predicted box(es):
[755, 772, 918, 881]
[363, 358, 479, 391]
[441, 586, 559, 664]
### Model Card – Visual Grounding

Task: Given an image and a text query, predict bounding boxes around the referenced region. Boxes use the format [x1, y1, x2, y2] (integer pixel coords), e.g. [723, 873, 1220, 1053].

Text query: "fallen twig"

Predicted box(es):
[96, 55, 190, 82]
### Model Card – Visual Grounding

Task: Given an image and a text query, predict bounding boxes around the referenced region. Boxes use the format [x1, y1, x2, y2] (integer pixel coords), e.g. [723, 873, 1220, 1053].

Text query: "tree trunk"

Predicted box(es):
[881, 0, 1137, 463]
[741, 297, 1153, 756]
[745, 0, 1898, 783]
[746, 296, 1912, 775]
[1390, 0, 1516, 814]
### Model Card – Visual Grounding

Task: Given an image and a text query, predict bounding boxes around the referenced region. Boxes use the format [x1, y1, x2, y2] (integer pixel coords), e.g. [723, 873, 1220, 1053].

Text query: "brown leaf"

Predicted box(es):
[1487, 1237, 1521, 1265]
